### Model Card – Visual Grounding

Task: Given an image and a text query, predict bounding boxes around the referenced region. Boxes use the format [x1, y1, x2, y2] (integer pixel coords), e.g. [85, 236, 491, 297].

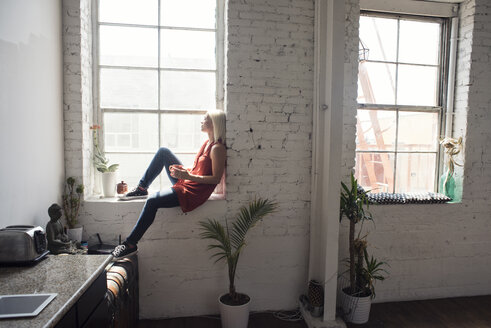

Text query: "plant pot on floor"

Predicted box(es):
[102, 172, 117, 197]
[218, 293, 250, 328]
[339, 288, 371, 324]
[66, 227, 83, 243]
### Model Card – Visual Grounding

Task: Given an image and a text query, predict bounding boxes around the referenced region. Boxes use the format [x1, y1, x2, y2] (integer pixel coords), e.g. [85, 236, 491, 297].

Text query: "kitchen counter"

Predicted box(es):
[0, 254, 112, 328]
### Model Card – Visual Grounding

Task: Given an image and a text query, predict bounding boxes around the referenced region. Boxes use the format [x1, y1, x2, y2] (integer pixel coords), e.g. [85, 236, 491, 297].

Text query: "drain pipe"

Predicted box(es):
[445, 17, 459, 137]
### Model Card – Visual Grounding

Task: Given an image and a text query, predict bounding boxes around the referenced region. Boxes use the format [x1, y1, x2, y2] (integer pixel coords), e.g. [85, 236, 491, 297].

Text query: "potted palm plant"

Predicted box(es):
[339, 173, 388, 324]
[90, 125, 119, 197]
[199, 198, 277, 328]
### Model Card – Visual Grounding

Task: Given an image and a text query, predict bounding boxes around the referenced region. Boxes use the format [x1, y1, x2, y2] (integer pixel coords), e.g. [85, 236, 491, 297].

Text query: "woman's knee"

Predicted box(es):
[157, 147, 171, 157]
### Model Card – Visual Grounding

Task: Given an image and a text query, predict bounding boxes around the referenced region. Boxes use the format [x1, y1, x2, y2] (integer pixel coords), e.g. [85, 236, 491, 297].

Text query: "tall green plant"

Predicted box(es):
[339, 173, 373, 295]
[199, 198, 277, 304]
[62, 177, 84, 229]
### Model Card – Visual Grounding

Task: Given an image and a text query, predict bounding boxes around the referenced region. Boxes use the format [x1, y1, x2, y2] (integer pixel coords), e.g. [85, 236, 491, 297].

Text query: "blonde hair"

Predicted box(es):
[208, 110, 226, 144]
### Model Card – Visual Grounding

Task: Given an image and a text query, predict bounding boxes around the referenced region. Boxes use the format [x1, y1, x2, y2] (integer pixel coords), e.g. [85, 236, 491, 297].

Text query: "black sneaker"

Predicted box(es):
[119, 186, 148, 201]
[111, 242, 138, 260]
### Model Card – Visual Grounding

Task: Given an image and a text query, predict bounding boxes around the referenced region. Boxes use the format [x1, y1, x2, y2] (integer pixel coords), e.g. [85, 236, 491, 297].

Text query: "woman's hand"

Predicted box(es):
[170, 165, 190, 180]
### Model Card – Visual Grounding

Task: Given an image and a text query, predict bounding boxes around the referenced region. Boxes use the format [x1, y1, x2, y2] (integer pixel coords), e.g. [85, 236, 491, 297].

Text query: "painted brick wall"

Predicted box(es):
[339, 0, 491, 303]
[63, 0, 491, 319]
[69, 0, 315, 319]
[62, 0, 93, 191]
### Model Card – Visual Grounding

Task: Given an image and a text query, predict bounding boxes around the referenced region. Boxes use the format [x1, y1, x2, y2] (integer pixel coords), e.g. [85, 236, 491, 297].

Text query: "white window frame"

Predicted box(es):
[356, 10, 453, 194]
[91, 0, 225, 191]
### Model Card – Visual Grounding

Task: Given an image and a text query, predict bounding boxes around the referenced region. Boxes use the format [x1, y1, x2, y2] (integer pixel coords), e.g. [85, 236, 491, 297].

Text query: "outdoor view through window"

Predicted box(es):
[356, 13, 447, 194]
[96, 0, 221, 191]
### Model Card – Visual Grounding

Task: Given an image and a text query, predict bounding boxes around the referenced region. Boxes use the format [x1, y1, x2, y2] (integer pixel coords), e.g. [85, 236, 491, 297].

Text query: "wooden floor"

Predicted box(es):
[139, 311, 307, 328]
[346, 295, 491, 328]
[139, 295, 491, 328]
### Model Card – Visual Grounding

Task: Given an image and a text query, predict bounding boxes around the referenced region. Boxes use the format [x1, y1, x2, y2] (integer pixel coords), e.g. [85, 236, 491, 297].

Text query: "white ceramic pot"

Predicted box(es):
[340, 289, 372, 324]
[218, 293, 250, 328]
[93, 170, 102, 195]
[102, 172, 117, 197]
[66, 227, 83, 243]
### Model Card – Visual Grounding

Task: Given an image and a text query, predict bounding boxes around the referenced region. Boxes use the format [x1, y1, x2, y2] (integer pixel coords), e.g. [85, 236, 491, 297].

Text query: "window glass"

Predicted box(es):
[161, 0, 216, 29]
[161, 30, 216, 70]
[161, 113, 203, 152]
[99, 0, 158, 26]
[99, 26, 158, 68]
[397, 111, 439, 152]
[398, 20, 440, 65]
[356, 109, 396, 151]
[97, 0, 222, 192]
[160, 71, 216, 110]
[100, 68, 158, 109]
[358, 62, 396, 104]
[397, 65, 438, 106]
[104, 113, 159, 152]
[355, 13, 445, 194]
[395, 153, 437, 193]
[355, 153, 395, 193]
[359, 16, 398, 62]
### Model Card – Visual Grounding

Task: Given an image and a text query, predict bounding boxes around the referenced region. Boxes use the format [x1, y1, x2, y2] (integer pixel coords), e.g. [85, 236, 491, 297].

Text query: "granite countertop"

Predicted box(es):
[0, 254, 112, 328]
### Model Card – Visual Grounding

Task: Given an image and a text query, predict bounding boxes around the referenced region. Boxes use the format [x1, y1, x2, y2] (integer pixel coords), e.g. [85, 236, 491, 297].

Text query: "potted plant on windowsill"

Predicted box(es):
[199, 198, 277, 328]
[90, 125, 119, 197]
[338, 173, 388, 324]
[62, 177, 84, 242]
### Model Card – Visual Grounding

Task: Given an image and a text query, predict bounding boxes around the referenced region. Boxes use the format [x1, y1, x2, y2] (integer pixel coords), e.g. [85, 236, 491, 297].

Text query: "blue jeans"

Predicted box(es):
[126, 148, 182, 244]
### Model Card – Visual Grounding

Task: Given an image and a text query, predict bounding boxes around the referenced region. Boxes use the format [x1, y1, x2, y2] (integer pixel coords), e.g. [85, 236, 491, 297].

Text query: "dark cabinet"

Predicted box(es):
[55, 255, 139, 328]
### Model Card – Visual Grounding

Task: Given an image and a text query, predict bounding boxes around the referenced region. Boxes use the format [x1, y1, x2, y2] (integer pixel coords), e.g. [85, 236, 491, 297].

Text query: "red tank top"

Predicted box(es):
[172, 140, 220, 213]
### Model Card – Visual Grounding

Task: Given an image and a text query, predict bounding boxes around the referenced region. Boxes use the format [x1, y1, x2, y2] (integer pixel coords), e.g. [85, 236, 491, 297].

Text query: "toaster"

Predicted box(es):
[0, 225, 49, 264]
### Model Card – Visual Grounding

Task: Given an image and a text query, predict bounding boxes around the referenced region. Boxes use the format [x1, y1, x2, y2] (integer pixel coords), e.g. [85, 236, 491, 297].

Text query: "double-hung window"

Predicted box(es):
[95, 0, 223, 191]
[355, 12, 450, 194]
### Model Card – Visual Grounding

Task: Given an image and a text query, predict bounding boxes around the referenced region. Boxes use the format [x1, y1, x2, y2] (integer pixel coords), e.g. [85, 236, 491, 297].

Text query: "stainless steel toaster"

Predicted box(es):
[0, 225, 48, 264]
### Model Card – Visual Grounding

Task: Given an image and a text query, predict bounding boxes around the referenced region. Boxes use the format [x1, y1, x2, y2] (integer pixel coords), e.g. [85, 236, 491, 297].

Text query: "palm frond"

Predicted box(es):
[198, 219, 231, 262]
[230, 198, 277, 251]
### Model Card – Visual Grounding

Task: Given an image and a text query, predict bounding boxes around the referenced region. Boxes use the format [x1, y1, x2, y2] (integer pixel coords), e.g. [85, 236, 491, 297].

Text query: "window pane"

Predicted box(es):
[161, 0, 216, 29]
[99, 26, 158, 68]
[161, 29, 216, 70]
[397, 111, 439, 151]
[161, 71, 216, 110]
[100, 68, 158, 109]
[356, 109, 396, 151]
[395, 153, 436, 192]
[355, 153, 395, 193]
[104, 113, 158, 152]
[358, 62, 396, 104]
[359, 16, 398, 62]
[105, 153, 155, 190]
[99, 0, 158, 25]
[397, 65, 438, 106]
[161, 113, 204, 152]
[399, 20, 440, 65]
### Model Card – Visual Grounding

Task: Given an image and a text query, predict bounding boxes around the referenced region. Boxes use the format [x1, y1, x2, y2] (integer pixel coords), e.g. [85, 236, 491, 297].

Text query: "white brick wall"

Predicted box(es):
[63, 0, 491, 319]
[339, 0, 491, 304]
[66, 0, 315, 319]
[63, 0, 92, 192]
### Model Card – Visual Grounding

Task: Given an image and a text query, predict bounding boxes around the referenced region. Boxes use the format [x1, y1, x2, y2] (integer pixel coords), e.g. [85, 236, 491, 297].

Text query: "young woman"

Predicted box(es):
[112, 110, 226, 259]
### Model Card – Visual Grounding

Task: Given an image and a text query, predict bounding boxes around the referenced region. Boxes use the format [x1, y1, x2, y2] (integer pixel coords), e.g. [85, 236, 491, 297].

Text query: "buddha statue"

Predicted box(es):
[46, 203, 85, 254]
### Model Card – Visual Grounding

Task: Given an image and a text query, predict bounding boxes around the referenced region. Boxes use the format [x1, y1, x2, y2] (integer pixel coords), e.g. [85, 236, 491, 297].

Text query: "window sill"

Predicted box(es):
[84, 193, 226, 203]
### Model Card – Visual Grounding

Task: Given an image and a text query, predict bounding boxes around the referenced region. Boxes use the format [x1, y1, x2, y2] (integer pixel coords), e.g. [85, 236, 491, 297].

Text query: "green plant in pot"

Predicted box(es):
[90, 125, 119, 197]
[62, 177, 84, 242]
[199, 198, 277, 328]
[339, 172, 388, 324]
